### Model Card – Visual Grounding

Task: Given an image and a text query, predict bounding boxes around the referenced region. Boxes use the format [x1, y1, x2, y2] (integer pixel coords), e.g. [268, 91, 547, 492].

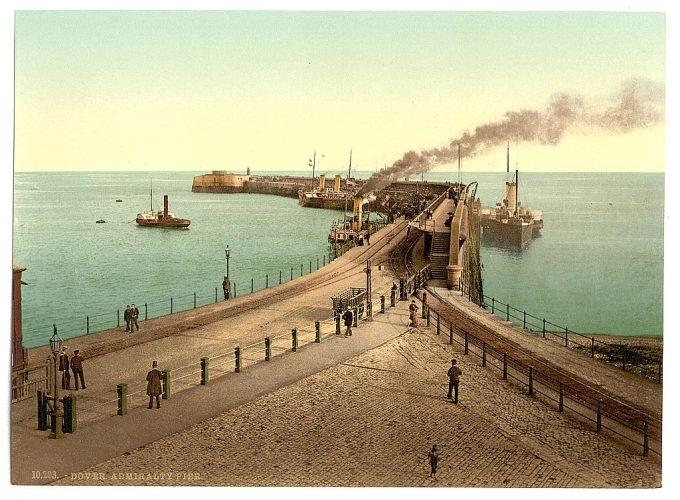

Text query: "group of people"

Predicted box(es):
[124, 304, 140, 332]
[58, 346, 86, 391]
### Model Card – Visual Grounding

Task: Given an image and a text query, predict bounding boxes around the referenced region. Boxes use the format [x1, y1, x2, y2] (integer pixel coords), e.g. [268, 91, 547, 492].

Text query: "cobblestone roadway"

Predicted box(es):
[55, 327, 661, 488]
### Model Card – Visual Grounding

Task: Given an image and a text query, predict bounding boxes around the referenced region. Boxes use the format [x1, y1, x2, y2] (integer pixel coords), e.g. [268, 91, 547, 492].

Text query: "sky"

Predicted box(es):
[9, 8, 667, 173]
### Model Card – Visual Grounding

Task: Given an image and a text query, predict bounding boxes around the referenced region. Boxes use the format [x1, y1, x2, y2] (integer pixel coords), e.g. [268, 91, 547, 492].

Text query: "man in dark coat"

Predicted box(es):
[70, 349, 86, 390]
[146, 360, 163, 409]
[447, 358, 462, 403]
[123, 305, 132, 332]
[59, 346, 71, 390]
[130, 303, 140, 332]
[342, 308, 353, 337]
[428, 444, 439, 480]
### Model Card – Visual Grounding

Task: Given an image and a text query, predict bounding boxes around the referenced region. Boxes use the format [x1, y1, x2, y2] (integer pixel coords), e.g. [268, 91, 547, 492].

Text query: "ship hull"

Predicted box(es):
[299, 195, 351, 211]
[481, 219, 533, 248]
[136, 217, 191, 228]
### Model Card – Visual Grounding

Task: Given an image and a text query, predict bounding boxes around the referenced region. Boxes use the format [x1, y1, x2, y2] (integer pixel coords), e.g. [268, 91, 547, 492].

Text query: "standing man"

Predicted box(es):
[428, 444, 439, 480]
[146, 361, 163, 409]
[59, 345, 71, 390]
[70, 349, 86, 391]
[342, 308, 353, 337]
[130, 303, 140, 332]
[123, 305, 132, 332]
[222, 277, 230, 300]
[447, 358, 462, 404]
[409, 300, 419, 327]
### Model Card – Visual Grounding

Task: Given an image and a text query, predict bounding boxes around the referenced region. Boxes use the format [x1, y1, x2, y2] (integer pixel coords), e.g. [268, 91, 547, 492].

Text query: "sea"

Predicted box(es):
[12, 170, 664, 348]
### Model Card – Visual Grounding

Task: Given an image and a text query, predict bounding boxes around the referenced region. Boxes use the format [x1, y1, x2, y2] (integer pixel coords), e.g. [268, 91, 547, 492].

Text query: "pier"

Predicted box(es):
[11, 183, 661, 487]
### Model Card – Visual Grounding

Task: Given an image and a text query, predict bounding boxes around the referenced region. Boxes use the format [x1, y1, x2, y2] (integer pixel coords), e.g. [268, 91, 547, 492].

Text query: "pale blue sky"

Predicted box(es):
[13, 10, 666, 172]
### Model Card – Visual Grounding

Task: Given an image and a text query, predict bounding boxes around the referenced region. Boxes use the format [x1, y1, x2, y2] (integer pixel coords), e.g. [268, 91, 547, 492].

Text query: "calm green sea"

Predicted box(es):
[13, 170, 663, 347]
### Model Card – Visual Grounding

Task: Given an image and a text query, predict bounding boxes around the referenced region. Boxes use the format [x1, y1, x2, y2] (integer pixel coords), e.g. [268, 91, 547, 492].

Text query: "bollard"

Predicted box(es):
[37, 391, 48, 430]
[596, 400, 602, 432]
[390, 289, 396, 307]
[117, 383, 127, 416]
[559, 383, 564, 412]
[503, 354, 508, 380]
[643, 417, 649, 457]
[162, 370, 170, 400]
[335, 314, 341, 335]
[63, 394, 76, 433]
[482, 342, 486, 367]
[201, 357, 209, 385]
[353, 308, 358, 327]
[528, 367, 533, 396]
[265, 337, 271, 361]
[464, 332, 468, 354]
[421, 292, 428, 319]
[235, 347, 242, 373]
[292, 328, 298, 352]
[315, 321, 321, 343]
[449, 322, 453, 345]
[86, 315, 90, 334]
[380, 295, 385, 313]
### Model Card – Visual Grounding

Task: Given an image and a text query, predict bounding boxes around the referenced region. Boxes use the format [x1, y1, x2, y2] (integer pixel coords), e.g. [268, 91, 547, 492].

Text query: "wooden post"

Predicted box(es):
[421, 292, 427, 319]
[117, 384, 127, 416]
[201, 357, 209, 385]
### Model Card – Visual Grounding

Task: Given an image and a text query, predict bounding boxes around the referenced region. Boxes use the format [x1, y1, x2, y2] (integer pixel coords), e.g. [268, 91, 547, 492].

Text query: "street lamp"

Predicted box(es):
[223, 246, 231, 300]
[48, 325, 63, 439]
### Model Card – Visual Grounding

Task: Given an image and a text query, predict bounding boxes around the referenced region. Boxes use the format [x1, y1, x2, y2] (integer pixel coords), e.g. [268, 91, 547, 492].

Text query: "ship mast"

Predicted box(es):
[458, 143, 461, 185]
[515, 169, 519, 215]
[150, 179, 153, 211]
[348, 148, 352, 179]
[506, 142, 510, 173]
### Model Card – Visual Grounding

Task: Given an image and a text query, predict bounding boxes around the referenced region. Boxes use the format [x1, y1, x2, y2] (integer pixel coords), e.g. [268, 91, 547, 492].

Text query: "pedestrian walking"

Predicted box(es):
[70, 349, 86, 390]
[409, 300, 419, 327]
[343, 308, 353, 337]
[123, 305, 132, 332]
[59, 345, 71, 390]
[146, 361, 163, 409]
[428, 445, 439, 480]
[130, 303, 140, 331]
[447, 358, 462, 403]
[222, 277, 230, 300]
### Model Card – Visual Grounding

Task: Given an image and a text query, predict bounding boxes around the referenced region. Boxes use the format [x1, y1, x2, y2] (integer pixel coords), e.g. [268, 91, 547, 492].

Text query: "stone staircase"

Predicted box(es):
[429, 230, 451, 280]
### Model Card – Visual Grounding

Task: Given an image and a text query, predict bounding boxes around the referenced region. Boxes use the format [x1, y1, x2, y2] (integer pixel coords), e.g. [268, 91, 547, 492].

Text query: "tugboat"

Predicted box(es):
[136, 187, 190, 228]
[480, 145, 543, 248]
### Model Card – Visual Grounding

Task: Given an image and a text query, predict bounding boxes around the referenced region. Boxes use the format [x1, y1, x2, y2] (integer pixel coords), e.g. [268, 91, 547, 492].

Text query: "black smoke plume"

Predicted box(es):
[358, 78, 664, 195]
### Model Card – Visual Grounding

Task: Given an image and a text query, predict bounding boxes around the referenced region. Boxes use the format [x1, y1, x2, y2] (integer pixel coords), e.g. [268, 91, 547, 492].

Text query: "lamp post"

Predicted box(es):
[48, 325, 63, 439]
[223, 246, 231, 300]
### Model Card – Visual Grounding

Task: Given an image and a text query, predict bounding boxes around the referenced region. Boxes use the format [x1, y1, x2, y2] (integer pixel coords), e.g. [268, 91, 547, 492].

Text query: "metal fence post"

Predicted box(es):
[559, 383, 564, 412]
[643, 417, 649, 457]
[565, 327, 569, 347]
[86, 316, 90, 334]
[596, 400, 602, 432]
[215, 287, 218, 303]
[170, 297, 173, 314]
[542, 318, 546, 338]
[145, 303, 148, 320]
[280, 270, 282, 285]
[251, 278, 254, 293]
[464, 332, 468, 355]
[162, 370, 170, 400]
[194, 292, 197, 308]
[503, 354, 508, 380]
[449, 322, 453, 345]
[201, 357, 209, 385]
[266, 274, 269, 288]
[482, 342, 486, 367]
[291, 267, 293, 280]
[506, 304, 509, 321]
[117, 383, 127, 416]
[528, 367, 533, 396]
[315, 321, 321, 343]
[292, 328, 298, 352]
[117, 309, 120, 327]
[491, 297, 495, 314]
[436, 312, 440, 335]
[235, 347, 241, 373]
[309, 260, 312, 273]
[523, 311, 526, 329]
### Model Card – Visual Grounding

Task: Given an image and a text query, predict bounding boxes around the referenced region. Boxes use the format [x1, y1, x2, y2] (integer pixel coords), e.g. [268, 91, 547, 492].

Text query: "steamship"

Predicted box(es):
[480, 147, 542, 248]
[298, 174, 356, 210]
[136, 192, 191, 228]
[328, 194, 371, 244]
